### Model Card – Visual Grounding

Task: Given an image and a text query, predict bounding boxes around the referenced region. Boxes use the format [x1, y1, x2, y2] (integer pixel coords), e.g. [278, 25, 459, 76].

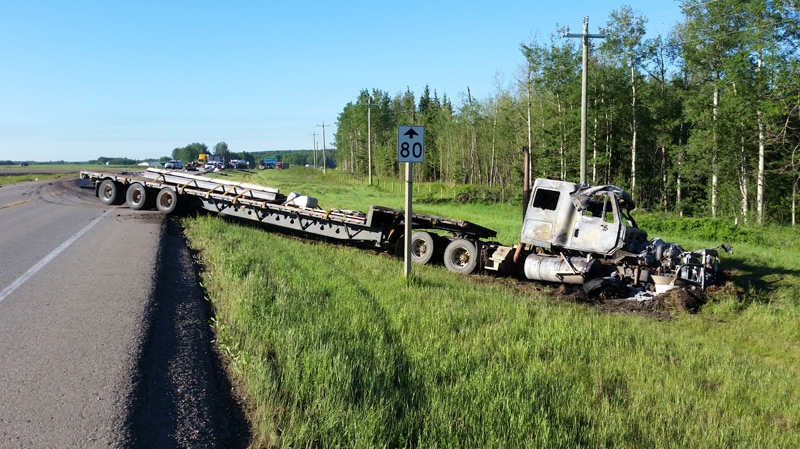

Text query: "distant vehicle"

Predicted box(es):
[19, 162, 29, 166]
[227, 159, 249, 169]
[164, 160, 183, 170]
[259, 158, 277, 169]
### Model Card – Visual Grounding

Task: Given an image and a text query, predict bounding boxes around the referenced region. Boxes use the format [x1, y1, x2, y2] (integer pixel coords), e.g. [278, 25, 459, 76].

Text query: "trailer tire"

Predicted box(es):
[583, 277, 628, 300]
[155, 187, 180, 214]
[410, 231, 436, 265]
[126, 182, 152, 210]
[443, 238, 480, 275]
[98, 179, 124, 205]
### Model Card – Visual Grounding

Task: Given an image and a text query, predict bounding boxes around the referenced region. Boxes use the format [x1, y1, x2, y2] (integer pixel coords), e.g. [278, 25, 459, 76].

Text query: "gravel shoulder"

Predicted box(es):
[124, 217, 250, 448]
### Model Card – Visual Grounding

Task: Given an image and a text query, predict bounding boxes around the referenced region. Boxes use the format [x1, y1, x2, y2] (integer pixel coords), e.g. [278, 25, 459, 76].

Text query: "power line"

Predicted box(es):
[677, 17, 799, 46]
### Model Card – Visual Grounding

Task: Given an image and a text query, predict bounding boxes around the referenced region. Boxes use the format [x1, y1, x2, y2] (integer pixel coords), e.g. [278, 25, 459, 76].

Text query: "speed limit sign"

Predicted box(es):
[397, 125, 424, 163]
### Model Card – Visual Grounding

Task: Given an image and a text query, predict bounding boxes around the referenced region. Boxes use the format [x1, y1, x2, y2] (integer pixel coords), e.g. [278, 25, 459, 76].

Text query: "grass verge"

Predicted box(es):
[182, 167, 800, 448]
[0, 172, 75, 186]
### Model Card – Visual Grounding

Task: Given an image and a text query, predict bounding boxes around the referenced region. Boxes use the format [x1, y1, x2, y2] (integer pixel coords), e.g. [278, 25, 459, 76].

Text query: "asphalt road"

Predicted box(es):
[0, 177, 247, 448]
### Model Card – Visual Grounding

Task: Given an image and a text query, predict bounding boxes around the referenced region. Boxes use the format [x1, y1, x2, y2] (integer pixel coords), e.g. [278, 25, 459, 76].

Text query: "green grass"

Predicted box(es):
[183, 168, 800, 448]
[0, 172, 74, 186]
[0, 162, 137, 171]
[0, 163, 145, 186]
[233, 167, 523, 243]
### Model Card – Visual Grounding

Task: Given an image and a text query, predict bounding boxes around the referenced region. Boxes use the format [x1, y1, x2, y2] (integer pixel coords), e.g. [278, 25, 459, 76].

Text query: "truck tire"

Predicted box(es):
[155, 187, 180, 214]
[583, 277, 628, 300]
[98, 179, 124, 205]
[410, 231, 436, 265]
[443, 238, 480, 275]
[125, 182, 151, 210]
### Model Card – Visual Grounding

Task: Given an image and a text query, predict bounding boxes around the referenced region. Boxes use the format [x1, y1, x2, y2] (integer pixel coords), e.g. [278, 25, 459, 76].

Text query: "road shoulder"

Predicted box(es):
[125, 217, 250, 448]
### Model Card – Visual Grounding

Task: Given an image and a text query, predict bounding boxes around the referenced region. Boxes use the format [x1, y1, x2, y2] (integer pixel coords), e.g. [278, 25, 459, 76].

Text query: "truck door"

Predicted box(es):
[520, 187, 562, 249]
[567, 193, 621, 255]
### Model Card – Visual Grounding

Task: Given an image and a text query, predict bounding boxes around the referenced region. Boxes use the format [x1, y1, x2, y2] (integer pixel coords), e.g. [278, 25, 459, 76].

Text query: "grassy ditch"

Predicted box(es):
[183, 169, 800, 448]
[0, 163, 143, 186]
[0, 172, 73, 186]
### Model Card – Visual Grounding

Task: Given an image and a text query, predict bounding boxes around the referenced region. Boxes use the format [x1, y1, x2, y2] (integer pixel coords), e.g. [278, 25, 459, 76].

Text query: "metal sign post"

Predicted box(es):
[397, 125, 425, 278]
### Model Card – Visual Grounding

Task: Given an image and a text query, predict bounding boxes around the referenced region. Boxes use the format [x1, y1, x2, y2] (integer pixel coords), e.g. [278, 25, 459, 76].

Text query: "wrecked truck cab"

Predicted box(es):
[506, 178, 731, 297]
[521, 179, 647, 257]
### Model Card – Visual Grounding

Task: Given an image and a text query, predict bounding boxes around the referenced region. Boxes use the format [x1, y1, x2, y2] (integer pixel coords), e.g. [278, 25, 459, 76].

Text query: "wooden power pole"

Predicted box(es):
[309, 131, 318, 169]
[563, 16, 605, 185]
[317, 122, 328, 175]
[365, 96, 377, 185]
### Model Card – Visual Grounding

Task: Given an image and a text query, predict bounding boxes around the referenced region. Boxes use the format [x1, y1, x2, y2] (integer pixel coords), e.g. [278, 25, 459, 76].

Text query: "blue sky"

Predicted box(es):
[0, 1, 683, 162]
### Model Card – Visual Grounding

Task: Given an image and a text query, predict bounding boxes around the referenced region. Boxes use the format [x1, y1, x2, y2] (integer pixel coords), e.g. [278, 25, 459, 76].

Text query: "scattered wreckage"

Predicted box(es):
[81, 166, 731, 301]
[480, 177, 733, 300]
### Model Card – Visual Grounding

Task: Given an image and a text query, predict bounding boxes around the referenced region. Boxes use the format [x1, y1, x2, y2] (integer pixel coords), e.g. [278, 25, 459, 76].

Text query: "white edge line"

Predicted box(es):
[0, 209, 113, 304]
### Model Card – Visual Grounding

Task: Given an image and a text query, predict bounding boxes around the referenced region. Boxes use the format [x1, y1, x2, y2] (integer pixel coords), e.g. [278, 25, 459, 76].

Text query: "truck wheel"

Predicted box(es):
[583, 277, 628, 300]
[155, 187, 180, 214]
[125, 183, 151, 210]
[443, 238, 480, 275]
[98, 179, 124, 205]
[410, 231, 436, 265]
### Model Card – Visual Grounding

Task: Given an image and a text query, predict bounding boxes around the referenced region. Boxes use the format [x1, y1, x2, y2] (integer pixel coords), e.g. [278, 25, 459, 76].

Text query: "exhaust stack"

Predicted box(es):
[514, 146, 532, 264]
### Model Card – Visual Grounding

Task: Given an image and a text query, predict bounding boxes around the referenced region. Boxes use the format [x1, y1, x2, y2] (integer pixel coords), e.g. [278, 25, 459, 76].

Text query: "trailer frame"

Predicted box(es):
[81, 169, 496, 254]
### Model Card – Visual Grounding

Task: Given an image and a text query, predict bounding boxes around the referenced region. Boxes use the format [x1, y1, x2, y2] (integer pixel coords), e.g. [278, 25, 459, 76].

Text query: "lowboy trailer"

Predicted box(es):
[80, 168, 497, 272]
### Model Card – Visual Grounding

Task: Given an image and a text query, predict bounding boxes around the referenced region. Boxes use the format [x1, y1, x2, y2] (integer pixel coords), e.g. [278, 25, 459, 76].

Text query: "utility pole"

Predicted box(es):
[317, 122, 328, 175]
[309, 131, 318, 169]
[563, 16, 605, 185]
[365, 95, 377, 185]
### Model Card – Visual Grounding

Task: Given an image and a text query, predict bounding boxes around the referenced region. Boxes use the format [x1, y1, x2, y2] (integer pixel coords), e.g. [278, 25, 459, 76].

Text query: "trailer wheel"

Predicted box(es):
[126, 182, 151, 210]
[443, 238, 480, 274]
[98, 179, 124, 205]
[410, 231, 437, 265]
[155, 187, 180, 214]
[583, 277, 628, 300]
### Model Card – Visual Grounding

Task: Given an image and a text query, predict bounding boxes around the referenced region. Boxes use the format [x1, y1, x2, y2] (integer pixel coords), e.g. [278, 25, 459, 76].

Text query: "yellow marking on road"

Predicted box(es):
[0, 198, 35, 210]
[0, 188, 73, 210]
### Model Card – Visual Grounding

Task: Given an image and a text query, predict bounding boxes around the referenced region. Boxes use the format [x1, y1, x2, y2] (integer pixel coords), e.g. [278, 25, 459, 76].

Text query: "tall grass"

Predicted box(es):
[0, 172, 74, 186]
[236, 167, 523, 243]
[183, 171, 800, 447]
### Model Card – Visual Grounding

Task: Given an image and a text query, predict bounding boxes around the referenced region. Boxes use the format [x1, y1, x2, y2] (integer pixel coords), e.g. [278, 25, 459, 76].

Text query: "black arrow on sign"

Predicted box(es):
[404, 128, 419, 139]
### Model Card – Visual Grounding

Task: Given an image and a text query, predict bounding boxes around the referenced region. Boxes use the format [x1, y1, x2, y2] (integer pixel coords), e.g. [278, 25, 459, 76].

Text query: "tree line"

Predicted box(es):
[170, 142, 338, 169]
[170, 142, 244, 165]
[334, 1, 800, 226]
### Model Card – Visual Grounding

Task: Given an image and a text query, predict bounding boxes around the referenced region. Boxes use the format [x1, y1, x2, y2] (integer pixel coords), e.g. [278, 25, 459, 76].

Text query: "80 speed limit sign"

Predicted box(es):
[397, 125, 424, 163]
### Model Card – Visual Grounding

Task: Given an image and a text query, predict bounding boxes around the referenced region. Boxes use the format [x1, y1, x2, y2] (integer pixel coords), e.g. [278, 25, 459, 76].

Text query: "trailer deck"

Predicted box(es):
[80, 169, 496, 249]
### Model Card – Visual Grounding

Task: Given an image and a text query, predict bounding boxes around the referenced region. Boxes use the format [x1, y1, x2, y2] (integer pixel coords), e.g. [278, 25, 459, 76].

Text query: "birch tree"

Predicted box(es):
[603, 5, 647, 202]
[679, 0, 741, 217]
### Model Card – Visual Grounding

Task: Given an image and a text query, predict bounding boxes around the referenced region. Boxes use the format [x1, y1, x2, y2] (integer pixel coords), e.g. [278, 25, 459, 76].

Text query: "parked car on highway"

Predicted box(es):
[164, 160, 183, 170]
